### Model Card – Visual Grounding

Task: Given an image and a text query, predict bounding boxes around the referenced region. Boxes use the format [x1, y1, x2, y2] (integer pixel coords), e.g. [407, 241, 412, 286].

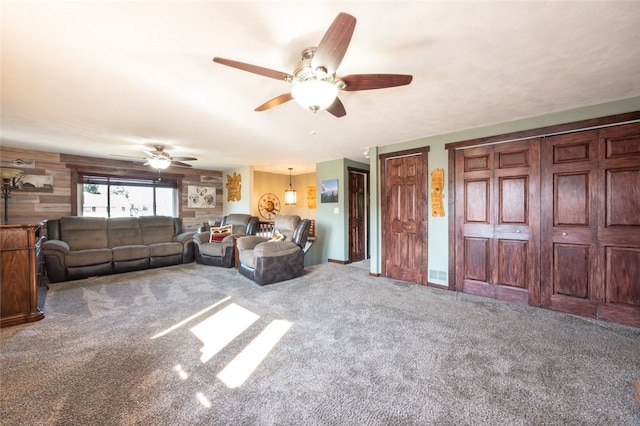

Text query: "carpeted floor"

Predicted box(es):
[1, 262, 639, 425]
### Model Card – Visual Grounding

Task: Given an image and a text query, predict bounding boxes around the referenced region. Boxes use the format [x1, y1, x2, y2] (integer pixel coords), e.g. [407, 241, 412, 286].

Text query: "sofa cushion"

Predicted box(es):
[210, 224, 232, 242]
[269, 229, 284, 242]
[112, 245, 149, 262]
[108, 217, 143, 247]
[223, 213, 252, 234]
[148, 242, 183, 257]
[65, 248, 113, 267]
[60, 217, 108, 251]
[140, 216, 176, 245]
[272, 215, 300, 242]
[200, 242, 227, 257]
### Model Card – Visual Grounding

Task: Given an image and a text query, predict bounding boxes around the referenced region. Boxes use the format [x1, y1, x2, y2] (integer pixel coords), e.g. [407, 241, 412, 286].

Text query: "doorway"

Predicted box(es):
[348, 168, 369, 262]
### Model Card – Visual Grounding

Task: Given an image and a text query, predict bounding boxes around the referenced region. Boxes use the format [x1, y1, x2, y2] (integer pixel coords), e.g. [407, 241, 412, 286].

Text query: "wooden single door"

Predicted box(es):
[455, 140, 540, 305]
[597, 123, 640, 326]
[348, 168, 368, 262]
[381, 149, 428, 284]
[540, 130, 599, 317]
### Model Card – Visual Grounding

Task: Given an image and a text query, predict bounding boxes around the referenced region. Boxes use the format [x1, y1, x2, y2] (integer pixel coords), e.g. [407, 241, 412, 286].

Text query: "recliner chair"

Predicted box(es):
[193, 214, 259, 267]
[236, 215, 311, 285]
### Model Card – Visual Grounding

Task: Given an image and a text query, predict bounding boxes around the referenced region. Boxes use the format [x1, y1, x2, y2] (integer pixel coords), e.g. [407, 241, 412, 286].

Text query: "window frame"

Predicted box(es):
[68, 165, 185, 218]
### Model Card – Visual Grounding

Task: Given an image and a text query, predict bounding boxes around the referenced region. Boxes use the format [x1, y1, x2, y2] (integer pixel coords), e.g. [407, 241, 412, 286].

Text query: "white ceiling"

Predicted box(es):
[2, 1, 639, 174]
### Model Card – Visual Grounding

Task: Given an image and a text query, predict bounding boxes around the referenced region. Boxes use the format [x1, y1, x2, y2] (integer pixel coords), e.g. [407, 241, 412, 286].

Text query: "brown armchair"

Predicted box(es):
[236, 215, 311, 285]
[193, 214, 259, 267]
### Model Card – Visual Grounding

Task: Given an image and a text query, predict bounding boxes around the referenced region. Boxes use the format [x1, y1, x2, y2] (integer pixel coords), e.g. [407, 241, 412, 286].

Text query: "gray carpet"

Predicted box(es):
[1, 262, 639, 425]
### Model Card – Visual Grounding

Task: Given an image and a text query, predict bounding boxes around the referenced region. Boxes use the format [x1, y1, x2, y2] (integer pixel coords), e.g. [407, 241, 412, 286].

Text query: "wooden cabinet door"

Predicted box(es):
[456, 140, 540, 305]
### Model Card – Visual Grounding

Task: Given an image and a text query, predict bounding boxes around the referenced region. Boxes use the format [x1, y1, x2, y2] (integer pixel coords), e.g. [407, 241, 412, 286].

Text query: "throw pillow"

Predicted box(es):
[209, 224, 233, 243]
[269, 228, 284, 242]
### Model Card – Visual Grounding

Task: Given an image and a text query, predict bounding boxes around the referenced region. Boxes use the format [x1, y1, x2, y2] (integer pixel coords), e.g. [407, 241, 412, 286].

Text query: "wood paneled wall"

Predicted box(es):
[0, 146, 223, 231]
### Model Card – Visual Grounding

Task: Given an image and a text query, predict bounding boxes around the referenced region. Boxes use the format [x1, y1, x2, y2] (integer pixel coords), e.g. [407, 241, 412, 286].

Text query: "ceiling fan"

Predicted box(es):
[213, 12, 413, 118]
[114, 145, 197, 170]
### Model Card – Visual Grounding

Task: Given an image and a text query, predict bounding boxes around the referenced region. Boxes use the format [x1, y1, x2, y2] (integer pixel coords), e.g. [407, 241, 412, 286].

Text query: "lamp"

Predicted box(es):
[291, 79, 338, 112]
[148, 158, 171, 169]
[1, 167, 24, 224]
[284, 168, 297, 205]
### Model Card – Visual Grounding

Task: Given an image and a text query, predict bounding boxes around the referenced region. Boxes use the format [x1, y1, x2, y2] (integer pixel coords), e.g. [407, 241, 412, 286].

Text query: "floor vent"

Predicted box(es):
[429, 269, 447, 284]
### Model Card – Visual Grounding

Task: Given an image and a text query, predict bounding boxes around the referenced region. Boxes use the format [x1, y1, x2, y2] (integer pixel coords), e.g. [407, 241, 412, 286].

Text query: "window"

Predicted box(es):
[80, 175, 178, 218]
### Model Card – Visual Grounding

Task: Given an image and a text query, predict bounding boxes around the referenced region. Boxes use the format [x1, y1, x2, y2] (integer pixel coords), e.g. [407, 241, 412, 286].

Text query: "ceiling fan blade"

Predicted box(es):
[340, 74, 413, 91]
[171, 161, 193, 168]
[326, 97, 346, 118]
[312, 12, 356, 75]
[171, 156, 197, 162]
[213, 57, 292, 81]
[255, 93, 293, 111]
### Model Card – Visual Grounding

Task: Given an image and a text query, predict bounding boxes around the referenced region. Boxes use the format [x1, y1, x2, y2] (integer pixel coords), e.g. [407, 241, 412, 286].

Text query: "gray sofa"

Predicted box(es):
[193, 214, 259, 268]
[43, 216, 194, 283]
[237, 215, 311, 285]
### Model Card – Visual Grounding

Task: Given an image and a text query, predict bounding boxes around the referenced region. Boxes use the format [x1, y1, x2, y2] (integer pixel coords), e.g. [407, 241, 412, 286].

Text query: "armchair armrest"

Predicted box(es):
[193, 232, 210, 245]
[236, 235, 269, 251]
[254, 241, 300, 257]
[42, 239, 70, 255]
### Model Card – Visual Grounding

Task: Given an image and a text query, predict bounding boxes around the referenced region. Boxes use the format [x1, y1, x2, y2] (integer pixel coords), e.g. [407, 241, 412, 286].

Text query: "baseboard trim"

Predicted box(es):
[327, 259, 349, 265]
[369, 272, 381, 277]
[427, 281, 450, 290]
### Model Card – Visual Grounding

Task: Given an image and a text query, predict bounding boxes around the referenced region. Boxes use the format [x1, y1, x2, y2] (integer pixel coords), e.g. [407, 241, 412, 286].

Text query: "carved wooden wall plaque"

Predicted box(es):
[226, 172, 241, 202]
[430, 168, 445, 217]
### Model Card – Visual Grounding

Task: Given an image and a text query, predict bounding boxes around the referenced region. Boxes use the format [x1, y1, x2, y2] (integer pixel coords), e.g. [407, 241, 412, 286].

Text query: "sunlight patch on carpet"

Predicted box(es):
[174, 364, 189, 380]
[217, 319, 293, 389]
[190, 303, 259, 363]
[196, 392, 211, 408]
[151, 296, 231, 339]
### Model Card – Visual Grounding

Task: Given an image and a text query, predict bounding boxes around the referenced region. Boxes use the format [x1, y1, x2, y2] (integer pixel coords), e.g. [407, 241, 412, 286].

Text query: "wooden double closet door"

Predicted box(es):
[453, 120, 640, 327]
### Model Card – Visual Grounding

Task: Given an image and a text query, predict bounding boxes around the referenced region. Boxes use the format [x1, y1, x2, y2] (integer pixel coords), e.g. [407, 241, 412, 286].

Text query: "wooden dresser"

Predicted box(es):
[1, 224, 45, 327]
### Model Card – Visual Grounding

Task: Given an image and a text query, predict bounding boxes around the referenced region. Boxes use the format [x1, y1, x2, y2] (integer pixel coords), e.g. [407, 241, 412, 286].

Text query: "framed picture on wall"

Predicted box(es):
[320, 179, 338, 203]
[187, 186, 216, 208]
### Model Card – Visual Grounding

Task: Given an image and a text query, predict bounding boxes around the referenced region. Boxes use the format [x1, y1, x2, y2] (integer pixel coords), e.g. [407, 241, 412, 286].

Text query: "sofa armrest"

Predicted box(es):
[175, 231, 194, 244]
[236, 235, 269, 251]
[42, 239, 70, 255]
[42, 239, 70, 283]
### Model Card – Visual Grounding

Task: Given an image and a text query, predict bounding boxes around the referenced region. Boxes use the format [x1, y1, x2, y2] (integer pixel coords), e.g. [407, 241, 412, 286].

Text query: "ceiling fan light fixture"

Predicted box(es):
[291, 79, 338, 112]
[148, 158, 171, 169]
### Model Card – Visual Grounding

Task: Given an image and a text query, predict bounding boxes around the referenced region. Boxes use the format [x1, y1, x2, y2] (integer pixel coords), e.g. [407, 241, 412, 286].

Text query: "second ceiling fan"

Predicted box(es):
[213, 12, 412, 118]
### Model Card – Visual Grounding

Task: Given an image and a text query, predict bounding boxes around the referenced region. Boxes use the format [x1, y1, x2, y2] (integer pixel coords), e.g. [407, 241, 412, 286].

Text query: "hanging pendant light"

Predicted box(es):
[284, 168, 297, 205]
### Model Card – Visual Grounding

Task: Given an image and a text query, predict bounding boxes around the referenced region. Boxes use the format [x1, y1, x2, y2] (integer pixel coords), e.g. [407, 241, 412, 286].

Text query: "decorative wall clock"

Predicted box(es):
[258, 192, 281, 220]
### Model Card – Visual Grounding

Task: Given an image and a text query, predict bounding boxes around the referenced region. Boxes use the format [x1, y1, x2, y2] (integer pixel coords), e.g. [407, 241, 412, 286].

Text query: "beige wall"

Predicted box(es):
[252, 171, 317, 223]
[0, 146, 223, 231]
